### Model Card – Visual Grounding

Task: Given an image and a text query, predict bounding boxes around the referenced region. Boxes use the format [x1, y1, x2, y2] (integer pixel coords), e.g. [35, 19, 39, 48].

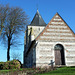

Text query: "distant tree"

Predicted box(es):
[0, 4, 29, 61]
[11, 52, 21, 61]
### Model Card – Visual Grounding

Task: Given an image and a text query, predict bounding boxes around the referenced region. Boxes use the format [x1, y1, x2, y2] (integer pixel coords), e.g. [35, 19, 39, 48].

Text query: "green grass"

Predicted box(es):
[0, 68, 36, 74]
[0, 67, 75, 75]
[0, 68, 23, 74]
[36, 67, 75, 75]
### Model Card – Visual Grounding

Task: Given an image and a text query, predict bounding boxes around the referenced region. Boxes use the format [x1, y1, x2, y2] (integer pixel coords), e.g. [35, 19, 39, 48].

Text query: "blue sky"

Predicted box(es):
[0, 0, 75, 63]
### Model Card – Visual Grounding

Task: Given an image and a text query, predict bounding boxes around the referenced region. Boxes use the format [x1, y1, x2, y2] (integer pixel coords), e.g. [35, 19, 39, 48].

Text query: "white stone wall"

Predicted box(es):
[35, 41, 75, 67]
[64, 42, 75, 66]
[28, 26, 45, 41]
[38, 14, 75, 42]
[36, 41, 54, 67]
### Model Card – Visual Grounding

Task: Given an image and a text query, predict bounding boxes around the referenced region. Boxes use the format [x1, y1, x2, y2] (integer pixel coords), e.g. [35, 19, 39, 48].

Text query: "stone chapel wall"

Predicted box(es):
[36, 41, 54, 68]
[35, 41, 75, 67]
[64, 42, 75, 66]
[28, 26, 45, 41]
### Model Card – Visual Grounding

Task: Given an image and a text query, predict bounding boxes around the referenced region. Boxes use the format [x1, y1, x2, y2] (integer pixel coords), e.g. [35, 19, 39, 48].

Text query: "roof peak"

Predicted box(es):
[55, 12, 60, 16]
[37, 9, 39, 13]
[30, 10, 46, 26]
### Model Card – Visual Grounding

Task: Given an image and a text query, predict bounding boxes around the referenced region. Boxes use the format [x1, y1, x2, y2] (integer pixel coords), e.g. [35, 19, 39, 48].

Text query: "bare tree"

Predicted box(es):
[0, 4, 9, 35]
[1, 4, 29, 61]
[11, 52, 21, 61]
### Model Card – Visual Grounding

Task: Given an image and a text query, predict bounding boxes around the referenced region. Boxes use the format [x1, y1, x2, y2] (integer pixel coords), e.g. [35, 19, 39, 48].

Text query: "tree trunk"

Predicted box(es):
[7, 37, 11, 61]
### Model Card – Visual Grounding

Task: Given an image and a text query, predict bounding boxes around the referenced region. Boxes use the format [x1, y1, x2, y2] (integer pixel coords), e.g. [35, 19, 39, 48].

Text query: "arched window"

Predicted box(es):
[54, 44, 63, 50]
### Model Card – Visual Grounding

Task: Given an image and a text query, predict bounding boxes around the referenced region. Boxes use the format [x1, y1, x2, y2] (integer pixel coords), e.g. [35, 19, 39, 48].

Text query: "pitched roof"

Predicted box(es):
[35, 13, 75, 41]
[30, 10, 46, 26]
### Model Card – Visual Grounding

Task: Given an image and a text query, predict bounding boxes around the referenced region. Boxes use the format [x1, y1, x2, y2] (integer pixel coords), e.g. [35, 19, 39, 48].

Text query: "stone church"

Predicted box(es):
[24, 10, 75, 68]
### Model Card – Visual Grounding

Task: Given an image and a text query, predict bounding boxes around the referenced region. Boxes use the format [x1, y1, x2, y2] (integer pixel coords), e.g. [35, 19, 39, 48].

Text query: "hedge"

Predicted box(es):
[0, 60, 21, 70]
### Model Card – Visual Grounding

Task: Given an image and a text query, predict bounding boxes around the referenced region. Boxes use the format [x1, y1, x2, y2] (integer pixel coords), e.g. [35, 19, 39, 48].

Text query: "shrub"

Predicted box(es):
[0, 62, 4, 70]
[0, 60, 21, 70]
[3, 62, 9, 69]
[9, 60, 21, 69]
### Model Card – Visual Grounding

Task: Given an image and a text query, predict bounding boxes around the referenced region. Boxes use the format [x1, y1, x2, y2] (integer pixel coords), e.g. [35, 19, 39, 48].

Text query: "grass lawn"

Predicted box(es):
[0, 68, 23, 74]
[0, 67, 75, 75]
[36, 67, 75, 75]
